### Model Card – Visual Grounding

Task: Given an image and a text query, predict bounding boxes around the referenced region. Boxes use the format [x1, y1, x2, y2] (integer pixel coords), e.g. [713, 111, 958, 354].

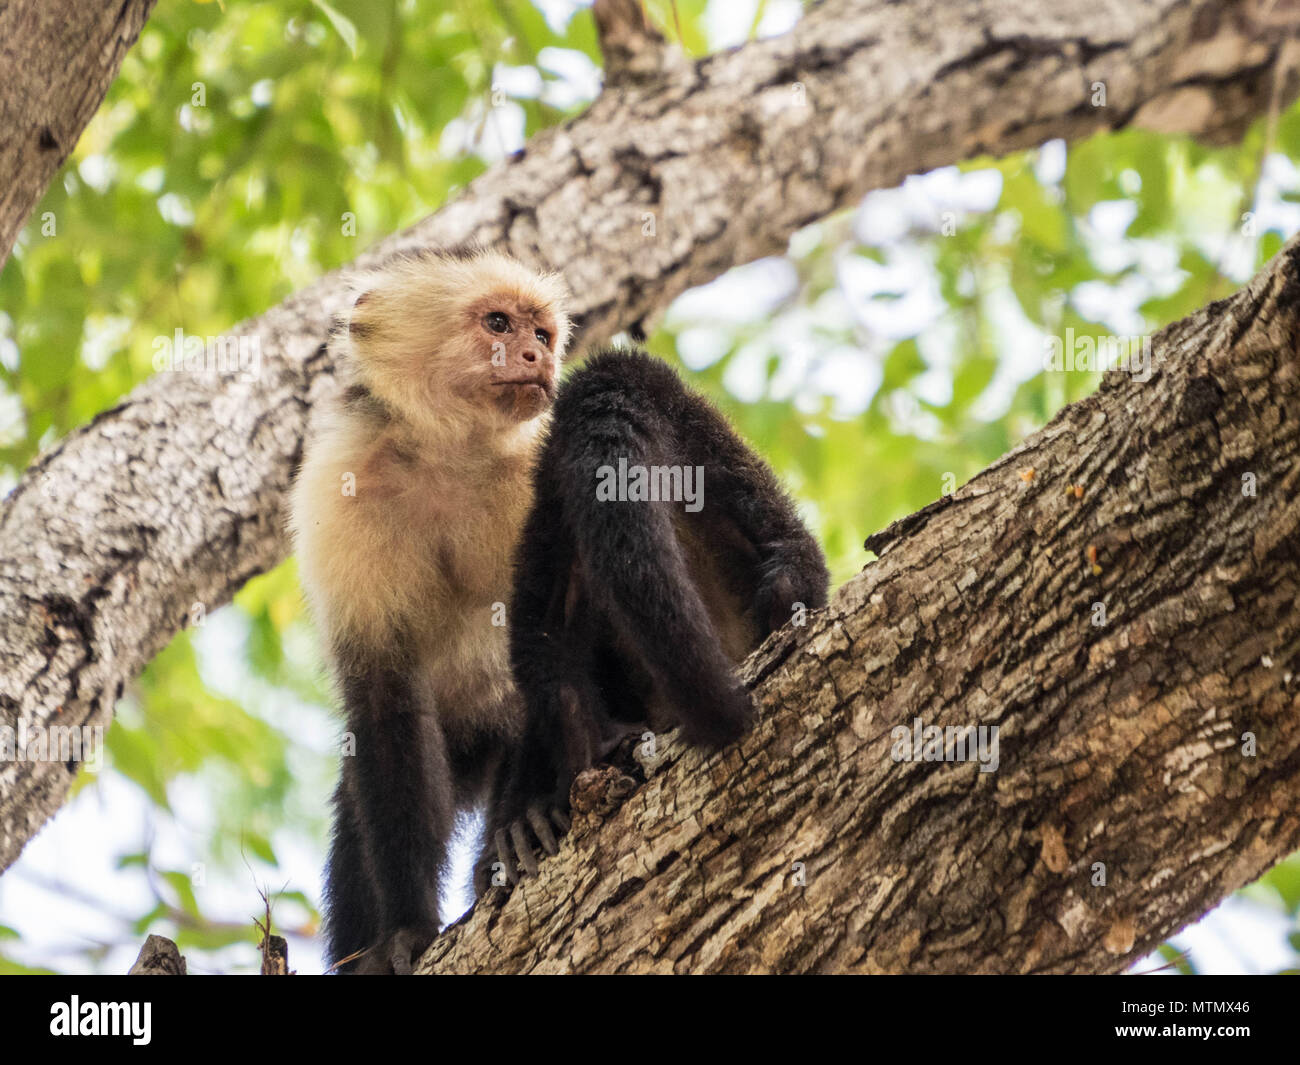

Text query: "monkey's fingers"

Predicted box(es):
[494, 827, 520, 885]
[511, 820, 539, 876]
[527, 805, 559, 856]
[391, 943, 414, 977]
[551, 807, 571, 833]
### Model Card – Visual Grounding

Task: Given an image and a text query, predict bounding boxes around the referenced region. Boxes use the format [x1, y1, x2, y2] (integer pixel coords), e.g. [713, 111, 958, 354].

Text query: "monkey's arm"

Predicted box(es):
[546, 361, 755, 748]
[326, 654, 453, 974]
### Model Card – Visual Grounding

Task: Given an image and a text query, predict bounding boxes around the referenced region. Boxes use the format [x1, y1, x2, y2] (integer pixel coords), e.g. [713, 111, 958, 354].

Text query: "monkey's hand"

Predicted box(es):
[680, 682, 754, 750]
[480, 806, 566, 889]
[755, 547, 827, 637]
[353, 925, 437, 975]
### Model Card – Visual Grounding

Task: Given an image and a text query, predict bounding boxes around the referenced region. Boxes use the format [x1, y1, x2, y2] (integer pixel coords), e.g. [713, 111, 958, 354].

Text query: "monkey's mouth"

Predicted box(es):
[493, 377, 554, 418]
[494, 378, 553, 398]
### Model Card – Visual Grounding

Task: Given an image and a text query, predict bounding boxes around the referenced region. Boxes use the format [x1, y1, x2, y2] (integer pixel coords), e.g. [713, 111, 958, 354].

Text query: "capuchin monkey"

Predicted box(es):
[290, 249, 571, 974]
[480, 348, 830, 885]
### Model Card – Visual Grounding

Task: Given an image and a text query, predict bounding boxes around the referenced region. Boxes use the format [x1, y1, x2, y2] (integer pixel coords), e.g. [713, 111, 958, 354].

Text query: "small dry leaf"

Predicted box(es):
[1040, 823, 1068, 873]
[1103, 914, 1137, 955]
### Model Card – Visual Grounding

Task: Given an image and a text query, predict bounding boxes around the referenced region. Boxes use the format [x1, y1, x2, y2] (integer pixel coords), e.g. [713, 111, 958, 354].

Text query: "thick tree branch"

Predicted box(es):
[1, 0, 1298, 895]
[0, 0, 158, 268]
[423, 234, 1300, 974]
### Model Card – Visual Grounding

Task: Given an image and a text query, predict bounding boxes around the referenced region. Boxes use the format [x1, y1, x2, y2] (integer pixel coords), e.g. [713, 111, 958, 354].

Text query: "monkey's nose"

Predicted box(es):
[521, 347, 539, 363]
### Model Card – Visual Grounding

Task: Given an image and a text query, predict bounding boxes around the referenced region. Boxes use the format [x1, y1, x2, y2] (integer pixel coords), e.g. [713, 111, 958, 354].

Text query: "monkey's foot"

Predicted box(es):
[493, 803, 572, 882]
[353, 925, 436, 975]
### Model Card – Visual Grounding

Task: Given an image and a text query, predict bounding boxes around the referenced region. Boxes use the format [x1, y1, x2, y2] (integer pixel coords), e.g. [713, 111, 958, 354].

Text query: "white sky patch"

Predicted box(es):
[838, 243, 944, 341]
[77, 154, 115, 194]
[968, 285, 1050, 421]
[156, 193, 195, 227]
[1253, 153, 1300, 237]
[665, 256, 798, 327]
[706, 0, 803, 48]
[136, 166, 165, 194]
[0, 313, 18, 372]
[721, 338, 772, 404]
[676, 324, 735, 370]
[1085, 200, 1140, 272]
[178, 104, 212, 134]
[1157, 894, 1297, 975]
[493, 63, 544, 99]
[1073, 275, 1155, 337]
[481, 101, 526, 158]
[808, 343, 882, 417]
[705, 0, 758, 48]
[531, 0, 586, 33]
[856, 166, 1003, 244]
[441, 100, 527, 162]
[80, 315, 132, 372]
[0, 390, 26, 448]
[539, 47, 602, 109]
[1034, 138, 1067, 184]
[756, 0, 804, 39]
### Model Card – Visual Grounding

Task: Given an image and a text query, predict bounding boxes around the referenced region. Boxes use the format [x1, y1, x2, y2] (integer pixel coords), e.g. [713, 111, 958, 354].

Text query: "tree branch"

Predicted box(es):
[0, 0, 158, 268]
[2, 0, 1298, 905]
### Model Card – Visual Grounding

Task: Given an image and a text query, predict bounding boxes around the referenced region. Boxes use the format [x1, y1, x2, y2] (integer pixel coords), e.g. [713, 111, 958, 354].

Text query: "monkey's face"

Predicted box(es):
[466, 293, 564, 422]
[346, 253, 571, 434]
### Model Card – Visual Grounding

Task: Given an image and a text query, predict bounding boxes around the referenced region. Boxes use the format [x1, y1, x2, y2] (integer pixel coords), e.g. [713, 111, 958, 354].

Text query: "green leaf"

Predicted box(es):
[311, 0, 360, 57]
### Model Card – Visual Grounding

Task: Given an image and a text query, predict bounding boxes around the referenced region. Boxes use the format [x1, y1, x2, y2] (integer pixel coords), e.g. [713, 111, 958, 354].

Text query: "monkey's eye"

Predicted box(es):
[535, 329, 551, 347]
[485, 312, 511, 334]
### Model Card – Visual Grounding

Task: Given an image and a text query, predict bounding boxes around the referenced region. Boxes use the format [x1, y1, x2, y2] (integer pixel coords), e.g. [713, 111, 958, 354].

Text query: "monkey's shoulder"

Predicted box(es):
[544, 347, 753, 473]
[556, 347, 688, 409]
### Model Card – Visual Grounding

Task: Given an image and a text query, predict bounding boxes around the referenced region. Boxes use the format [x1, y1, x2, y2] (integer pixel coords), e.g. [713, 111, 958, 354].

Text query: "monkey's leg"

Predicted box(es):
[481, 536, 602, 888]
[337, 660, 453, 974]
[481, 677, 603, 886]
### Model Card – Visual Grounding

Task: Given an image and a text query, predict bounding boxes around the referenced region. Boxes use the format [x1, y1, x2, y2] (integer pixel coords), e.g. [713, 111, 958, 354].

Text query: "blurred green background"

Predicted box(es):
[1, 0, 1298, 974]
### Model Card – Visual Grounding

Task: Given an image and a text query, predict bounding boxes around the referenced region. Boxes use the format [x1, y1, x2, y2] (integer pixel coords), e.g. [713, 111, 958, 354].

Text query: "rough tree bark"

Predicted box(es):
[425, 234, 1300, 973]
[0, 0, 1298, 972]
[0, 0, 159, 268]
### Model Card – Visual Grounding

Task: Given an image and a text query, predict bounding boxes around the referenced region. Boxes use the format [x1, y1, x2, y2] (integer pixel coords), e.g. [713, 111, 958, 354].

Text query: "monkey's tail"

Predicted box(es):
[548, 350, 753, 748]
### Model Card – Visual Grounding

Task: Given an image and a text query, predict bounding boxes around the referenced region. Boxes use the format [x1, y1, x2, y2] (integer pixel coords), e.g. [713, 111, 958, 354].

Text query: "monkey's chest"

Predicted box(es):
[413, 512, 526, 729]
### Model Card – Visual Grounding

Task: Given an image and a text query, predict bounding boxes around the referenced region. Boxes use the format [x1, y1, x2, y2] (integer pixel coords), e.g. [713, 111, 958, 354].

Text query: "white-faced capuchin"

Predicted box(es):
[479, 347, 830, 885]
[289, 248, 571, 973]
